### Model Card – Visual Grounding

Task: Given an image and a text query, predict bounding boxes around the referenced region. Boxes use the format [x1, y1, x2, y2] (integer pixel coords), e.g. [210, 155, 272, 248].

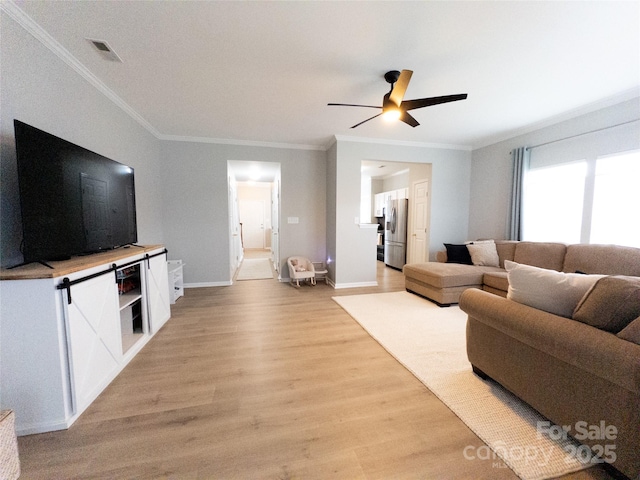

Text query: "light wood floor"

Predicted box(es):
[18, 260, 615, 479]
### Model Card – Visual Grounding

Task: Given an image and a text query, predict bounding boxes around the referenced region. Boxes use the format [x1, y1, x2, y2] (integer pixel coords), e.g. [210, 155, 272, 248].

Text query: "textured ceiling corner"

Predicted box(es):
[1, 0, 162, 139]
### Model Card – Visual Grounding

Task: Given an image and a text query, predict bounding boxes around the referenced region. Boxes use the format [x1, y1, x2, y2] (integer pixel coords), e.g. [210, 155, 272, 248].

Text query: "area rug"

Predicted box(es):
[236, 258, 273, 280]
[333, 291, 592, 480]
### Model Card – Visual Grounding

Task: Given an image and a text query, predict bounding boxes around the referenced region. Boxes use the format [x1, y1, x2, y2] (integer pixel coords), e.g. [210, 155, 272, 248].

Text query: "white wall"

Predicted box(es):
[0, 12, 163, 268]
[381, 170, 410, 192]
[158, 141, 326, 285]
[469, 98, 640, 241]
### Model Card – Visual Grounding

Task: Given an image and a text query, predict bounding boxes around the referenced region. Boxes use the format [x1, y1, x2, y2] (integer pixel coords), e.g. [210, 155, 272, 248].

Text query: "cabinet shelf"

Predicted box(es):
[117, 263, 145, 354]
[167, 260, 184, 304]
[119, 289, 142, 310]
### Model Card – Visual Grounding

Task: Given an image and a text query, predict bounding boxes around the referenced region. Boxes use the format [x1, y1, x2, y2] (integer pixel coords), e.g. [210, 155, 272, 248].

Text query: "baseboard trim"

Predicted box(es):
[333, 281, 378, 289]
[185, 281, 232, 288]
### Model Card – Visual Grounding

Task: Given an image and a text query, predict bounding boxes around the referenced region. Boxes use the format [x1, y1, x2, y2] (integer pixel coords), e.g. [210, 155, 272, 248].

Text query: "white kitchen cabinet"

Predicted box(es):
[374, 188, 409, 217]
[374, 193, 386, 217]
[0, 245, 170, 435]
[385, 190, 397, 205]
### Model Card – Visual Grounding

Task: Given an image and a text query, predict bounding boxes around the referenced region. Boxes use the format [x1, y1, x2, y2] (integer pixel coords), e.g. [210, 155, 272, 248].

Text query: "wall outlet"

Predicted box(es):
[287, 217, 299, 224]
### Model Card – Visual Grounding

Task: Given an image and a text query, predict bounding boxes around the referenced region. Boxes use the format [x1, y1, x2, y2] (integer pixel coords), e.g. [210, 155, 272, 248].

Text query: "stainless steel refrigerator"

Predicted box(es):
[384, 198, 408, 270]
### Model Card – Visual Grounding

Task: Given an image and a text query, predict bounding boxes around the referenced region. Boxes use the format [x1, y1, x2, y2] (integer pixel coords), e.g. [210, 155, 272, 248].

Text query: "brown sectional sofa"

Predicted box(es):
[403, 241, 640, 305]
[406, 241, 640, 478]
[461, 284, 640, 479]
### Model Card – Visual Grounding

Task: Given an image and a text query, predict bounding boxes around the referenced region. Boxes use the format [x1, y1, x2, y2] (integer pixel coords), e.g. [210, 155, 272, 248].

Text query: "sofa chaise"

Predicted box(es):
[403, 241, 640, 306]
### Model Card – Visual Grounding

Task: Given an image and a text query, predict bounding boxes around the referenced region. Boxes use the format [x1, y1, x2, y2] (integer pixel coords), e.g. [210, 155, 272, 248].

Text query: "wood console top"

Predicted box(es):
[0, 245, 164, 280]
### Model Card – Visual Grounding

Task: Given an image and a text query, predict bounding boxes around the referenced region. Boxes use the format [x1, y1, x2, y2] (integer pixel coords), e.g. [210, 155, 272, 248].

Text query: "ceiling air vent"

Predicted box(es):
[86, 38, 123, 62]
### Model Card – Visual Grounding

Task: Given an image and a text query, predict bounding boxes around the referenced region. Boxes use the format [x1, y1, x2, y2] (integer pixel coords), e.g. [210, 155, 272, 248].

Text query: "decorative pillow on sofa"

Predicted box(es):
[444, 243, 473, 265]
[572, 276, 640, 332]
[505, 260, 604, 318]
[618, 316, 640, 345]
[466, 240, 500, 267]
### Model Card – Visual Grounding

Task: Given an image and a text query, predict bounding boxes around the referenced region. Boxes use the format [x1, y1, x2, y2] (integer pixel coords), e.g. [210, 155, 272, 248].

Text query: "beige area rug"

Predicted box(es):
[333, 291, 593, 480]
[236, 258, 274, 280]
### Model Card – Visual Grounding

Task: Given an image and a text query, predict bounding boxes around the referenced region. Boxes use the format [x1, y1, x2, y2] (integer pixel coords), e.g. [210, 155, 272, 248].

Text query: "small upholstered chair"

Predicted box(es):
[287, 256, 316, 287]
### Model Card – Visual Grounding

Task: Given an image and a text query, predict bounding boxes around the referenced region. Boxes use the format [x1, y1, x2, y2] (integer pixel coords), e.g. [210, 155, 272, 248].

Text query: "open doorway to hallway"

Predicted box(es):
[228, 161, 281, 281]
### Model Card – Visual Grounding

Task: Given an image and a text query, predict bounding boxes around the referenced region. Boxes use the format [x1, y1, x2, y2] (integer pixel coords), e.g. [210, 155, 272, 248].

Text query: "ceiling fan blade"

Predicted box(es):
[389, 69, 413, 107]
[399, 110, 419, 127]
[328, 103, 382, 109]
[351, 113, 383, 128]
[401, 94, 468, 111]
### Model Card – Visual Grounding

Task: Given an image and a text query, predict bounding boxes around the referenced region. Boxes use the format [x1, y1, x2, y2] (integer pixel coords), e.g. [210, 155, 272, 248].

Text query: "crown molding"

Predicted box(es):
[472, 88, 640, 150]
[333, 135, 473, 152]
[157, 134, 325, 151]
[2, 0, 162, 138]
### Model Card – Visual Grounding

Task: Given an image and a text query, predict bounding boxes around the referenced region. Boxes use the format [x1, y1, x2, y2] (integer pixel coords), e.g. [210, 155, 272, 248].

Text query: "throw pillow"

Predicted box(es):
[467, 240, 499, 267]
[444, 243, 473, 265]
[618, 316, 640, 345]
[572, 276, 640, 332]
[505, 260, 604, 318]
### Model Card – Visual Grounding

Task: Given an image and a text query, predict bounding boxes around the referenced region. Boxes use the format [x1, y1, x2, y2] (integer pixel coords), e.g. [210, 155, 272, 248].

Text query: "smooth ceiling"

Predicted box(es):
[7, 0, 640, 150]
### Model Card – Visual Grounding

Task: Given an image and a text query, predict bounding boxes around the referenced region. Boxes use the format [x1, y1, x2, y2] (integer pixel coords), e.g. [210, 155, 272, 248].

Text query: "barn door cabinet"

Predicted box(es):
[0, 245, 170, 435]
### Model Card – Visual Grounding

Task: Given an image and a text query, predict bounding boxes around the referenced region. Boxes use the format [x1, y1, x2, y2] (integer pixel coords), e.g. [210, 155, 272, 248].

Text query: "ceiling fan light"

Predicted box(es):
[382, 108, 401, 122]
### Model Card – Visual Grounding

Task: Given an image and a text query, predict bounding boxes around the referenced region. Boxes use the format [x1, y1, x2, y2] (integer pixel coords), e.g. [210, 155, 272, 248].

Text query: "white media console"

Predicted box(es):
[0, 245, 171, 435]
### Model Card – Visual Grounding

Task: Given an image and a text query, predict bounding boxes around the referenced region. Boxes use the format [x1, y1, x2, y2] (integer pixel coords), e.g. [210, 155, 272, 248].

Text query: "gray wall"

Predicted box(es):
[159, 141, 326, 285]
[0, 12, 163, 267]
[469, 98, 640, 241]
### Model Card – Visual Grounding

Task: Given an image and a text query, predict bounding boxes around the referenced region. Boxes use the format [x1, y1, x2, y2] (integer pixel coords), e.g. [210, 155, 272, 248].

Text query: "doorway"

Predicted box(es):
[361, 160, 431, 265]
[409, 179, 430, 263]
[227, 161, 281, 281]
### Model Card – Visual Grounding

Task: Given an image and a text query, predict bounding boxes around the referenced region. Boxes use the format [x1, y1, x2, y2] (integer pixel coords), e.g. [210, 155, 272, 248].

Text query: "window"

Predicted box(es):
[522, 149, 640, 247]
[590, 151, 640, 247]
[522, 162, 586, 244]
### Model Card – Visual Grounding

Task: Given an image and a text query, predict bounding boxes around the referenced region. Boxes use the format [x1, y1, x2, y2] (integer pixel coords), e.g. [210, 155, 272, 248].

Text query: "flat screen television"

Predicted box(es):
[14, 120, 137, 264]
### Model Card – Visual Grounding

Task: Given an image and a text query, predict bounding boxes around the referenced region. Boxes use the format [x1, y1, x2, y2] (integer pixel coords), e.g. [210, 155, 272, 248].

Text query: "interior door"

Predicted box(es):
[271, 180, 280, 272]
[228, 178, 242, 275]
[409, 179, 430, 263]
[239, 200, 265, 249]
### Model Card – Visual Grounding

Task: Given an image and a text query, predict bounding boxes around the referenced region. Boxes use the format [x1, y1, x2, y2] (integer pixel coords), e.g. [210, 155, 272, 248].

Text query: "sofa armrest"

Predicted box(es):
[459, 288, 640, 395]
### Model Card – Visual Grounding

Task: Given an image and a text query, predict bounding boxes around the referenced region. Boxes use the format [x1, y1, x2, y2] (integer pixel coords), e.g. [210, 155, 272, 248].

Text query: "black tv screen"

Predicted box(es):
[14, 120, 137, 264]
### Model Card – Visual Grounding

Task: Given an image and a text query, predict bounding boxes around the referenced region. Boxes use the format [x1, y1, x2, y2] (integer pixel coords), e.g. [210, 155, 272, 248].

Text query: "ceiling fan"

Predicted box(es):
[328, 70, 467, 128]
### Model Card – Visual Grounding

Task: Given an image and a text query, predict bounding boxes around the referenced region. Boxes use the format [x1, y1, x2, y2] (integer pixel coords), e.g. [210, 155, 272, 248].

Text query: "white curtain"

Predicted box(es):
[508, 147, 530, 240]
